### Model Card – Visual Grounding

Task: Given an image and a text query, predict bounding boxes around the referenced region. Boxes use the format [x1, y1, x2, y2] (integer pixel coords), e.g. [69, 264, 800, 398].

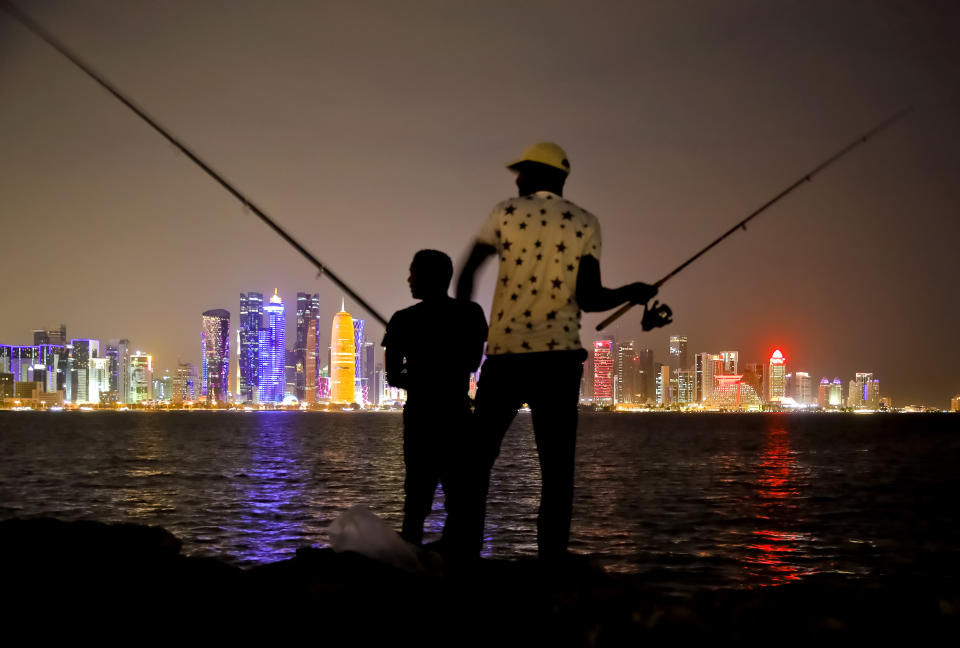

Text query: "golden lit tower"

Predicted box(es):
[330, 299, 356, 404]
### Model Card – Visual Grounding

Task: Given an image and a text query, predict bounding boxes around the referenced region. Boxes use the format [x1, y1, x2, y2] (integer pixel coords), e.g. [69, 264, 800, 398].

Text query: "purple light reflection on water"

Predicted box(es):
[228, 412, 312, 565]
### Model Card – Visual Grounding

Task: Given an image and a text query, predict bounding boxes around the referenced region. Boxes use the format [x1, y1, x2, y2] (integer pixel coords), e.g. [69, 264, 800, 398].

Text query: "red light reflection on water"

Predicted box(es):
[743, 418, 815, 586]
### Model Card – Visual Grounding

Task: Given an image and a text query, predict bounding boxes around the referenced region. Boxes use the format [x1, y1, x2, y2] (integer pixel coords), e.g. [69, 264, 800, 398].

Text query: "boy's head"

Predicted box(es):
[408, 249, 453, 300]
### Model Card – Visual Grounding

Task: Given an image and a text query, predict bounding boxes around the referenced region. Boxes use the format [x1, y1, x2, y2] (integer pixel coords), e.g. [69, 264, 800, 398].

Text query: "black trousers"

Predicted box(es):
[469, 350, 586, 557]
[401, 403, 473, 546]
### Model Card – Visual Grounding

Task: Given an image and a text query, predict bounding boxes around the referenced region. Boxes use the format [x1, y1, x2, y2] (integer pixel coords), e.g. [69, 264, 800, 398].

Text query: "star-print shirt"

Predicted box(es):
[475, 190, 602, 355]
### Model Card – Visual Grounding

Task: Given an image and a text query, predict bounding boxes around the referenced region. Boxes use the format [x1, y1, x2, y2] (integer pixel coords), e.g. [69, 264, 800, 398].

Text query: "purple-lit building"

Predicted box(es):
[257, 291, 285, 403]
[201, 309, 230, 404]
[238, 292, 263, 403]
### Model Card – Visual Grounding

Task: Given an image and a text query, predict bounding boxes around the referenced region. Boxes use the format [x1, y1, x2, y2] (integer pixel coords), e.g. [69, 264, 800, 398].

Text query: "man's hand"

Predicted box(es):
[627, 282, 658, 305]
[641, 300, 673, 331]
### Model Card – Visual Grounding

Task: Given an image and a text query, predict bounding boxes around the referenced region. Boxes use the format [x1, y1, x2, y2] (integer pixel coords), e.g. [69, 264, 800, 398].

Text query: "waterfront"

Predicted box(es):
[0, 411, 957, 593]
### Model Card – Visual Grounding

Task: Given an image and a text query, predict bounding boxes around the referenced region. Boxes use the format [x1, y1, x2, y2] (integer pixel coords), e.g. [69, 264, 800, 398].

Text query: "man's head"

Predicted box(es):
[507, 142, 570, 196]
[408, 249, 453, 300]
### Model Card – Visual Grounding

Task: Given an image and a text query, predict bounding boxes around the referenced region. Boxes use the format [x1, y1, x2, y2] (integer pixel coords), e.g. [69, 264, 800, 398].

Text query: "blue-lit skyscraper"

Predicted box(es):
[257, 290, 286, 403]
[238, 292, 263, 403]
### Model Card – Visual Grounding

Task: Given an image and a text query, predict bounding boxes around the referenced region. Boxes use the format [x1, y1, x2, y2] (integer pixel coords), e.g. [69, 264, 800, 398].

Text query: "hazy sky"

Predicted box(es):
[1, 0, 958, 405]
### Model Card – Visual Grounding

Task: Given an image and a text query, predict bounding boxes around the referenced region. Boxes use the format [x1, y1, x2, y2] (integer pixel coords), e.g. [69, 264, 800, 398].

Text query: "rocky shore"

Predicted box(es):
[2, 517, 957, 644]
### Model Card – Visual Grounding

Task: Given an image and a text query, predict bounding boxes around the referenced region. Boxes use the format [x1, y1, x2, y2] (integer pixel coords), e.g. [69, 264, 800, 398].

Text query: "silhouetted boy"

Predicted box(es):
[382, 249, 487, 548]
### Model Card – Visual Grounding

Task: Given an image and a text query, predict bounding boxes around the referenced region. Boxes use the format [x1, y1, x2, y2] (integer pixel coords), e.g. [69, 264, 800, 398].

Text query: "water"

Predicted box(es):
[1, 411, 957, 592]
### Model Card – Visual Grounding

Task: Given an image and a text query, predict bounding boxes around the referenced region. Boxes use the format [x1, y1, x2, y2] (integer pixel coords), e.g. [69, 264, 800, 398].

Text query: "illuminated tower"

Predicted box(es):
[593, 339, 614, 406]
[239, 292, 264, 403]
[767, 349, 786, 402]
[615, 341, 638, 405]
[330, 299, 356, 404]
[128, 352, 153, 403]
[257, 290, 286, 403]
[201, 309, 230, 404]
[669, 335, 689, 371]
[295, 292, 320, 400]
[69, 339, 100, 404]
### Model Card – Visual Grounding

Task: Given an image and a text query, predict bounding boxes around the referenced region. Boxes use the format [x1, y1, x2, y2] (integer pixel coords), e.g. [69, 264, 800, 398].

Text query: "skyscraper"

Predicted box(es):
[89, 357, 110, 403]
[201, 309, 231, 404]
[593, 339, 614, 406]
[695, 352, 721, 402]
[615, 341, 639, 405]
[304, 311, 319, 403]
[794, 371, 812, 404]
[257, 291, 285, 403]
[719, 351, 739, 375]
[353, 318, 367, 404]
[330, 301, 356, 404]
[767, 349, 786, 402]
[128, 352, 153, 403]
[238, 292, 263, 403]
[295, 292, 320, 400]
[637, 347, 654, 403]
[69, 339, 99, 404]
[173, 361, 197, 403]
[669, 335, 689, 372]
[818, 378, 830, 408]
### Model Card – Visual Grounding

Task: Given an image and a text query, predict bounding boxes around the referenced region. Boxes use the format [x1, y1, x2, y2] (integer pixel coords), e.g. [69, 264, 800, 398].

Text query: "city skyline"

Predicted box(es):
[2, 1, 957, 406]
[0, 294, 951, 407]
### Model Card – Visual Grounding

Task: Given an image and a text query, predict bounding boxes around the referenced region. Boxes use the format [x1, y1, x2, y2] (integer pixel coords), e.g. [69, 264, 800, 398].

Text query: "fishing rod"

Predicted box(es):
[596, 106, 912, 331]
[1, 1, 388, 327]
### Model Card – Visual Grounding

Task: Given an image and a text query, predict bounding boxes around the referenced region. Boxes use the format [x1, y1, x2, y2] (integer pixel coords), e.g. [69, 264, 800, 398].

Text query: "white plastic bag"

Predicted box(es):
[327, 505, 423, 573]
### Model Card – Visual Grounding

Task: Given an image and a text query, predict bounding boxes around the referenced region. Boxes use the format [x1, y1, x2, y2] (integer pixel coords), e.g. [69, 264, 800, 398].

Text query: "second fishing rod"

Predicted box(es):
[597, 107, 912, 332]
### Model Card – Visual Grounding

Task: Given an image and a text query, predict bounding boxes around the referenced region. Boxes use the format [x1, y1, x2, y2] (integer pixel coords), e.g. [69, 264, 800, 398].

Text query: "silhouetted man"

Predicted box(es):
[456, 142, 659, 559]
[383, 249, 487, 547]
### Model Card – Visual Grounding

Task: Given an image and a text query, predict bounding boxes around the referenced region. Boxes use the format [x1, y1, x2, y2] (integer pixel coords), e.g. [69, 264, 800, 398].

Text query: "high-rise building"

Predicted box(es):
[304, 312, 319, 403]
[151, 370, 173, 402]
[330, 300, 356, 404]
[695, 352, 722, 402]
[37, 344, 67, 394]
[676, 369, 694, 404]
[173, 362, 197, 403]
[295, 292, 320, 400]
[34, 325, 66, 346]
[257, 291, 286, 403]
[285, 349, 298, 398]
[766, 350, 786, 402]
[818, 378, 830, 408]
[794, 371, 812, 405]
[656, 364, 671, 405]
[104, 342, 119, 392]
[847, 372, 878, 409]
[201, 309, 230, 404]
[637, 348, 654, 403]
[69, 339, 100, 404]
[128, 352, 153, 403]
[615, 341, 639, 405]
[669, 335, 689, 372]
[719, 351, 739, 375]
[951, 395, 960, 412]
[238, 292, 264, 403]
[593, 339, 614, 406]
[89, 357, 110, 404]
[829, 378, 843, 407]
[353, 318, 368, 404]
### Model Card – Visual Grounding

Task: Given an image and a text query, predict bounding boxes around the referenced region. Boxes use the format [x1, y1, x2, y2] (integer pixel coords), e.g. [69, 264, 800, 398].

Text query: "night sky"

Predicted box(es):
[1, 0, 957, 406]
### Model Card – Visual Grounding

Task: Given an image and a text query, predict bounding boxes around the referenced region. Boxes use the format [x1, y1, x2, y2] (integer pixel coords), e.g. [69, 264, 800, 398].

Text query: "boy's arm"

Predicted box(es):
[467, 303, 488, 373]
[382, 314, 409, 390]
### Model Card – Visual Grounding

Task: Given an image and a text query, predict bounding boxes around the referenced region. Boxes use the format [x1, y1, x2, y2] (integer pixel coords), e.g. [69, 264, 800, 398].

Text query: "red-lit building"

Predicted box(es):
[593, 340, 614, 406]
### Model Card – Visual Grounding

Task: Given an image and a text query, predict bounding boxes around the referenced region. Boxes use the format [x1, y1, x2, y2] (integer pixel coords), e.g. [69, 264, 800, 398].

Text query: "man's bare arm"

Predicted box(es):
[576, 255, 657, 313]
[455, 242, 497, 302]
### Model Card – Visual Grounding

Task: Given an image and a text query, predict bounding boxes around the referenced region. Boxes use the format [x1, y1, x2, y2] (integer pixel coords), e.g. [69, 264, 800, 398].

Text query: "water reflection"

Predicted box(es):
[117, 417, 176, 519]
[743, 418, 816, 585]
[231, 413, 308, 564]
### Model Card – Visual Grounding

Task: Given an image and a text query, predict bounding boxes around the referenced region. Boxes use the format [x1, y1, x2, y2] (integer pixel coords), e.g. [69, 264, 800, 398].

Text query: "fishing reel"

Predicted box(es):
[641, 300, 673, 331]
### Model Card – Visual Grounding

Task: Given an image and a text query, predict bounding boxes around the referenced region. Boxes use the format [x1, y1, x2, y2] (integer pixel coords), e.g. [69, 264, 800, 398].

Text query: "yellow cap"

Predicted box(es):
[506, 142, 570, 175]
